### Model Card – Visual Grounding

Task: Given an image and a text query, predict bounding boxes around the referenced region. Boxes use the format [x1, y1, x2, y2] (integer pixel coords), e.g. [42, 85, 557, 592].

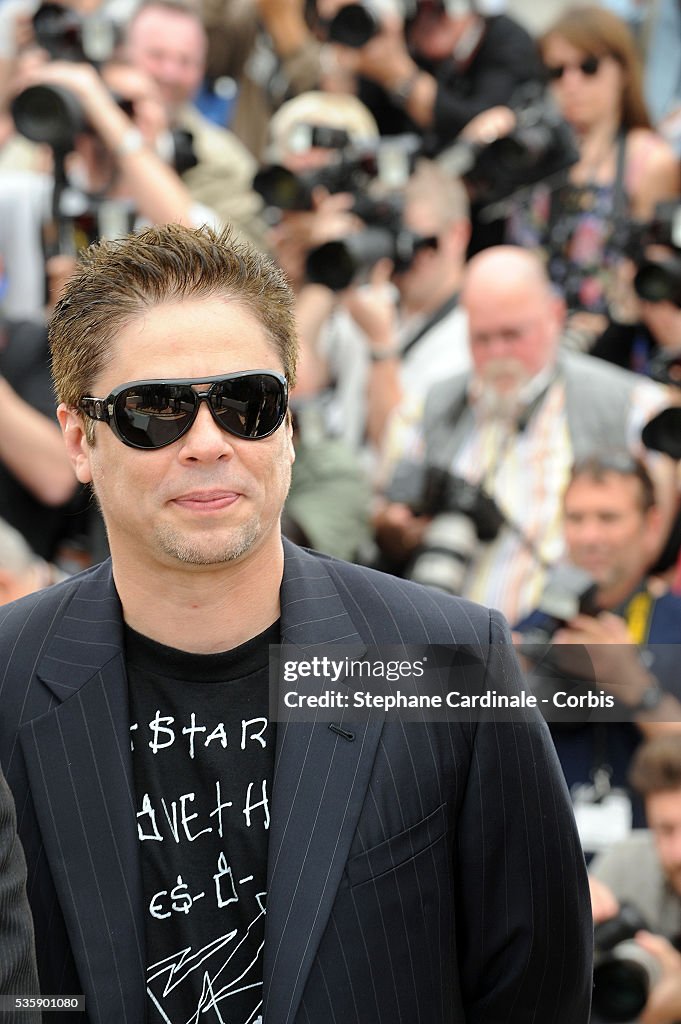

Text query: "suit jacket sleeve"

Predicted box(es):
[0, 769, 40, 1004]
[456, 610, 593, 1022]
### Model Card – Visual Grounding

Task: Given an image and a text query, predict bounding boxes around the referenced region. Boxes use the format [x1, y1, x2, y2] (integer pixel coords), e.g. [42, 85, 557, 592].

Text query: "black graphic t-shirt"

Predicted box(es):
[126, 621, 279, 1024]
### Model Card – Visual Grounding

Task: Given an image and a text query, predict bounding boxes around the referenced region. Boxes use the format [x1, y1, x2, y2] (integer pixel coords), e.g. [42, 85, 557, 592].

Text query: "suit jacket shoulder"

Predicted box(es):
[287, 543, 501, 646]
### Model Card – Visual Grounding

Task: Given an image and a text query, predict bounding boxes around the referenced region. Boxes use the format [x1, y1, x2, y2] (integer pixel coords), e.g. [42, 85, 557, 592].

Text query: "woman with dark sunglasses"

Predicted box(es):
[504, 5, 680, 346]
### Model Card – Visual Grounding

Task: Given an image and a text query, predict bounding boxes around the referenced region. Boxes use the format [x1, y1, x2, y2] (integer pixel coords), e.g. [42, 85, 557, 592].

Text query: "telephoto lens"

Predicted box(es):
[592, 904, 661, 1023]
[634, 256, 681, 307]
[327, 3, 380, 47]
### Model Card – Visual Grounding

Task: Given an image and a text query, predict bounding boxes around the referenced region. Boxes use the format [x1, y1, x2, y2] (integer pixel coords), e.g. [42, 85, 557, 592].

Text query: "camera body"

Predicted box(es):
[32, 2, 118, 64]
[623, 202, 681, 308]
[517, 564, 600, 647]
[324, 0, 474, 48]
[438, 91, 579, 207]
[253, 151, 375, 213]
[255, 129, 423, 289]
[305, 222, 438, 290]
[592, 904, 662, 1024]
[386, 460, 505, 594]
[254, 131, 420, 212]
[326, 3, 381, 47]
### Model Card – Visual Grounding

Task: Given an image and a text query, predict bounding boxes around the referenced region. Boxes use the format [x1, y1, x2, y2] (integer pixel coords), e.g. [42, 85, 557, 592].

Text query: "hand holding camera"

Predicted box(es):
[329, 8, 417, 97]
[590, 898, 681, 1024]
[552, 611, 654, 703]
[636, 932, 681, 1024]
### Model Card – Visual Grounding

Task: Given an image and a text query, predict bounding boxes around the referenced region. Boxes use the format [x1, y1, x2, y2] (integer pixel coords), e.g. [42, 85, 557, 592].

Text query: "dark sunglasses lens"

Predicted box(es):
[115, 384, 197, 448]
[546, 55, 600, 80]
[210, 374, 287, 439]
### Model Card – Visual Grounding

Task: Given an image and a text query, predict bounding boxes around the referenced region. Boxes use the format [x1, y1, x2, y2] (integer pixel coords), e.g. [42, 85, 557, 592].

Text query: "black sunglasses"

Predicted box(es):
[79, 370, 289, 450]
[545, 54, 601, 81]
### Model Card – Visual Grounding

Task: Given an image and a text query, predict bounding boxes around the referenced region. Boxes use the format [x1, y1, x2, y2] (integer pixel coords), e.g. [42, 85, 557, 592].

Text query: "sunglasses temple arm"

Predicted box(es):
[79, 397, 111, 423]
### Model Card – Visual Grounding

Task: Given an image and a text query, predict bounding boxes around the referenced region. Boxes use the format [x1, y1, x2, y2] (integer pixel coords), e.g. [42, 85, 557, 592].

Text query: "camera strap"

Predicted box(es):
[622, 588, 654, 646]
[607, 130, 630, 253]
[400, 291, 460, 359]
[423, 368, 560, 569]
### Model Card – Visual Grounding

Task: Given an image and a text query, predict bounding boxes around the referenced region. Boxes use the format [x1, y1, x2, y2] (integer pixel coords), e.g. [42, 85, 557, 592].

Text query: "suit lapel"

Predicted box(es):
[19, 563, 145, 1022]
[18, 546, 383, 1023]
[263, 544, 385, 1024]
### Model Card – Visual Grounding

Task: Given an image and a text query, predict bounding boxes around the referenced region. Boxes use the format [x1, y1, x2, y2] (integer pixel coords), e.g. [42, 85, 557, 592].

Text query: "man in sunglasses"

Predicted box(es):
[0, 223, 592, 1023]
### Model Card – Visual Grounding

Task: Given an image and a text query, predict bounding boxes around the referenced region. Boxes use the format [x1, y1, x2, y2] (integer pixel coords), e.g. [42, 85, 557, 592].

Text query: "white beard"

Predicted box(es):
[475, 359, 533, 421]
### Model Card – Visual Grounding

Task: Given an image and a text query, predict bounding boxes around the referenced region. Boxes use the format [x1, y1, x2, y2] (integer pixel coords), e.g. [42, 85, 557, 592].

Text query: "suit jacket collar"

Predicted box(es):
[35, 558, 124, 700]
[27, 543, 384, 1024]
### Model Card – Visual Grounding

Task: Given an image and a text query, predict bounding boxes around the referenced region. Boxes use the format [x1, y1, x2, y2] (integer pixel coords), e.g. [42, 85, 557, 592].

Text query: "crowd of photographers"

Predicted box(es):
[1, 0, 681, 1019]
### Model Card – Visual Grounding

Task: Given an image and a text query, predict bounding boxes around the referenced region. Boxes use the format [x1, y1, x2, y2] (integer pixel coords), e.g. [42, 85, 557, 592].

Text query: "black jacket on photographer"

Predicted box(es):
[425, 15, 544, 150]
[591, 320, 665, 375]
[368, 13, 545, 254]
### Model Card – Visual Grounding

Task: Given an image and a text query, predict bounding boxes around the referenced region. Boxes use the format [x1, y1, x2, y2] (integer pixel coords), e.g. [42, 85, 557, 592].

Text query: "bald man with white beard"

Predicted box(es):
[374, 245, 676, 624]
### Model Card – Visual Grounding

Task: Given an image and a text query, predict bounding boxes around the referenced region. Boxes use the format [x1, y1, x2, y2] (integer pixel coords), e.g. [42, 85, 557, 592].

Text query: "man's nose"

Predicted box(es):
[484, 334, 515, 359]
[178, 401, 235, 461]
[571, 519, 603, 546]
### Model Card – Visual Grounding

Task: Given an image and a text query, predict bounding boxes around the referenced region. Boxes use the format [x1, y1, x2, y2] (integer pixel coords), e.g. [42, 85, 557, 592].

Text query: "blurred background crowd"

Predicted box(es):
[2, 0, 681, 1017]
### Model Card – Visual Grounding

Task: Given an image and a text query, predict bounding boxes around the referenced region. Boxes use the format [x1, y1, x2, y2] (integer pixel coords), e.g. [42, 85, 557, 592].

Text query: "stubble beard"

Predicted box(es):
[152, 518, 263, 566]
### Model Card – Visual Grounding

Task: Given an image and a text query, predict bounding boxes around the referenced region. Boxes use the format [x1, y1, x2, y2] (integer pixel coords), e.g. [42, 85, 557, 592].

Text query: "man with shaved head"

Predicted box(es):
[375, 245, 672, 623]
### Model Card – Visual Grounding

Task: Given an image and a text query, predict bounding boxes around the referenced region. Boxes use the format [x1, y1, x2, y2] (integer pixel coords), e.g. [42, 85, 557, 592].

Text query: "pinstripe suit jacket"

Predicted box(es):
[0, 768, 39, 1011]
[0, 540, 592, 1024]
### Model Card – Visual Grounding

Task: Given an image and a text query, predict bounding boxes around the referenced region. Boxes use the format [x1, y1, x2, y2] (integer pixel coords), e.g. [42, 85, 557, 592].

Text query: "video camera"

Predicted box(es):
[592, 904, 662, 1024]
[385, 460, 505, 594]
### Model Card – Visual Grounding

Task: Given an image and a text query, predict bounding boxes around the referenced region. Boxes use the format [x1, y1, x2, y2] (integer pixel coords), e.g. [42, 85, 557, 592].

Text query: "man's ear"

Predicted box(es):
[57, 404, 93, 484]
[285, 408, 296, 466]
